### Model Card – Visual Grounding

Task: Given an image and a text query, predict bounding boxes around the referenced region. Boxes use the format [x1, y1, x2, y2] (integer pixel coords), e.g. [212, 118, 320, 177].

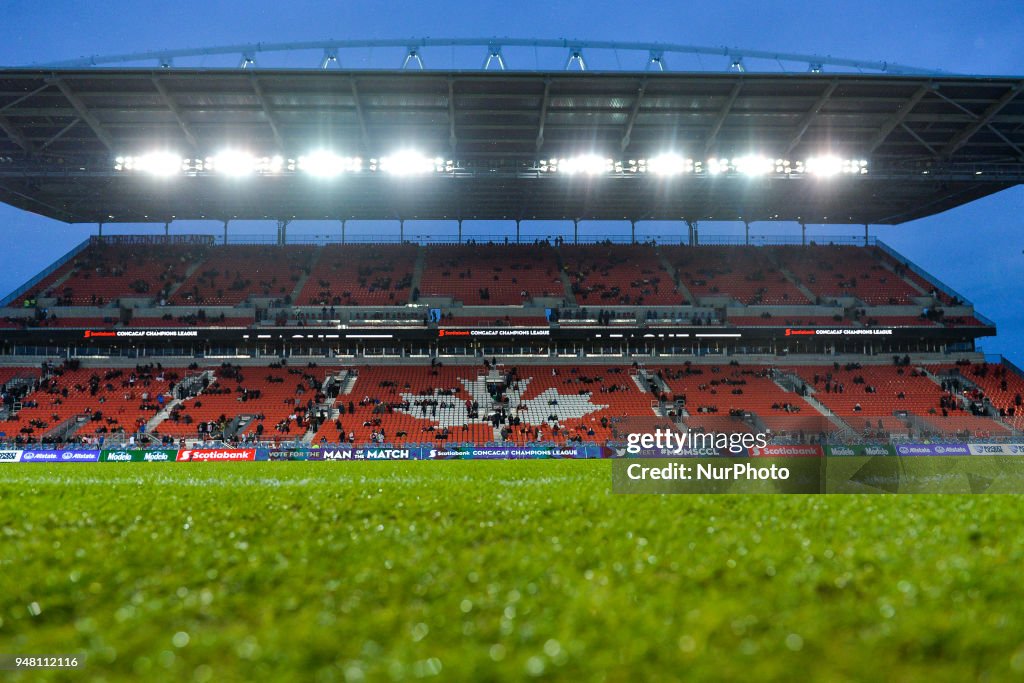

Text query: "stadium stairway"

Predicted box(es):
[43, 414, 85, 443]
[162, 257, 207, 302]
[655, 250, 695, 304]
[410, 248, 426, 300]
[144, 396, 183, 434]
[776, 266, 818, 303]
[773, 369, 853, 433]
[555, 264, 577, 305]
[288, 251, 319, 303]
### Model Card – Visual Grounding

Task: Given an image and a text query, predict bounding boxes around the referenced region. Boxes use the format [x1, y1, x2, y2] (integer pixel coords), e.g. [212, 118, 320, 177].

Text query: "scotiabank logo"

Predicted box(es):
[751, 445, 823, 457]
[84, 330, 116, 338]
[177, 449, 256, 462]
[438, 329, 470, 337]
[784, 329, 815, 336]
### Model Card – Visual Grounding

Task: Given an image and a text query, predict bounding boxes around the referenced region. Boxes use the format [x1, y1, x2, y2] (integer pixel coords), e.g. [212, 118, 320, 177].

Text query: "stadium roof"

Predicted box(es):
[0, 68, 1022, 225]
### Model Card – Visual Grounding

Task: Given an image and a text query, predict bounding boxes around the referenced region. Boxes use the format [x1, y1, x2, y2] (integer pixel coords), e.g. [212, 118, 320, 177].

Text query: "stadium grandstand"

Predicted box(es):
[1, 46, 1023, 452]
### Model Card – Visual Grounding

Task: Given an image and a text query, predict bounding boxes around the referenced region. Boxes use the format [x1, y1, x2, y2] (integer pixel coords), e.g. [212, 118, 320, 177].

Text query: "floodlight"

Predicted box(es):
[804, 156, 843, 176]
[733, 155, 774, 176]
[116, 152, 183, 176]
[558, 155, 613, 175]
[207, 151, 259, 177]
[298, 151, 362, 177]
[706, 158, 731, 175]
[378, 151, 440, 175]
[646, 154, 694, 176]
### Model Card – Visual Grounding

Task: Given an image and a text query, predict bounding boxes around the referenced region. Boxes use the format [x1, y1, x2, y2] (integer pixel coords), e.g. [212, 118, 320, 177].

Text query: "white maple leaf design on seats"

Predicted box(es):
[393, 375, 608, 428]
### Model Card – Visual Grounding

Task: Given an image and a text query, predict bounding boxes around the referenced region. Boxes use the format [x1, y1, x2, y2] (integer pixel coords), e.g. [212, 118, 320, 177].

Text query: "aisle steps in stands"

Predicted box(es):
[772, 370, 852, 433]
[289, 249, 319, 302]
[338, 370, 359, 395]
[145, 396, 183, 433]
[410, 248, 426, 299]
[656, 250, 695, 304]
[163, 258, 207, 301]
[777, 266, 818, 303]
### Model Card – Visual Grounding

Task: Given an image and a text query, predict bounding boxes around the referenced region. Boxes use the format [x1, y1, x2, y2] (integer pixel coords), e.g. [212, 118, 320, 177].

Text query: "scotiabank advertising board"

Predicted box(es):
[748, 445, 824, 457]
[176, 449, 257, 462]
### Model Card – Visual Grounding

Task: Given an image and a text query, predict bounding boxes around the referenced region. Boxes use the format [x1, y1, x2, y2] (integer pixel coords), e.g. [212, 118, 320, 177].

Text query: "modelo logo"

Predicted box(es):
[864, 446, 891, 456]
[143, 452, 172, 461]
[106, 451, 133, 461]
[830, 446, 856, 456]
[0, 450, 22, 462]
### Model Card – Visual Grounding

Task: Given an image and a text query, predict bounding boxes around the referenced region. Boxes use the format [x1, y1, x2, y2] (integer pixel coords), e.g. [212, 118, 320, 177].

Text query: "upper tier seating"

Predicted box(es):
[419, 245, 564, 305]
[665, 246, 809, 305]
[11, 243, 970, 327]
[298, 244, 417, 306]
[170, 246, 317, 305]
[30, 244, 209, 306]
[561, 244, 680, 305]
[772, 246, 921, 305]
[443, 315, 550, 327]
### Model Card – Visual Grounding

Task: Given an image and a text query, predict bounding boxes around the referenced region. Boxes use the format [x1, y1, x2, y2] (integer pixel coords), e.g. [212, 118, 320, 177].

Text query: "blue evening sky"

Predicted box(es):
[1, 1, 1022, 359]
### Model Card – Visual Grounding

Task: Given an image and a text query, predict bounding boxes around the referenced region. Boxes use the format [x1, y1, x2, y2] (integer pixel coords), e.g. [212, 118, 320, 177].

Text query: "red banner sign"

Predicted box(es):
[176, 449, 256, 462]
[749, 445, 824, 457]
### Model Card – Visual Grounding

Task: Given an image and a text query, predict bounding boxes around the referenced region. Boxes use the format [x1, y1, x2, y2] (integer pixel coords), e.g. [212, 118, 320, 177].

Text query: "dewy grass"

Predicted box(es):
[1, 461, 1023, 681]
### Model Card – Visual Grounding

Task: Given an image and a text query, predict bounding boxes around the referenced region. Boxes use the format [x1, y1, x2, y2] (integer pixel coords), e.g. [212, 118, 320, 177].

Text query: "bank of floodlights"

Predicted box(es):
[113, 152, 186, 176]
[296, 151, 363, 177]
[372, 151, 452, 175]
[115, 149, 452, 177]
[115, 150, 867, 178]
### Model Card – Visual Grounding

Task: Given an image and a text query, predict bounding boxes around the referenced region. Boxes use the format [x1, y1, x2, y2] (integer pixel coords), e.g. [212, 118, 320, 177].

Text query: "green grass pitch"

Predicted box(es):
[2, 461, 1023, 681]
